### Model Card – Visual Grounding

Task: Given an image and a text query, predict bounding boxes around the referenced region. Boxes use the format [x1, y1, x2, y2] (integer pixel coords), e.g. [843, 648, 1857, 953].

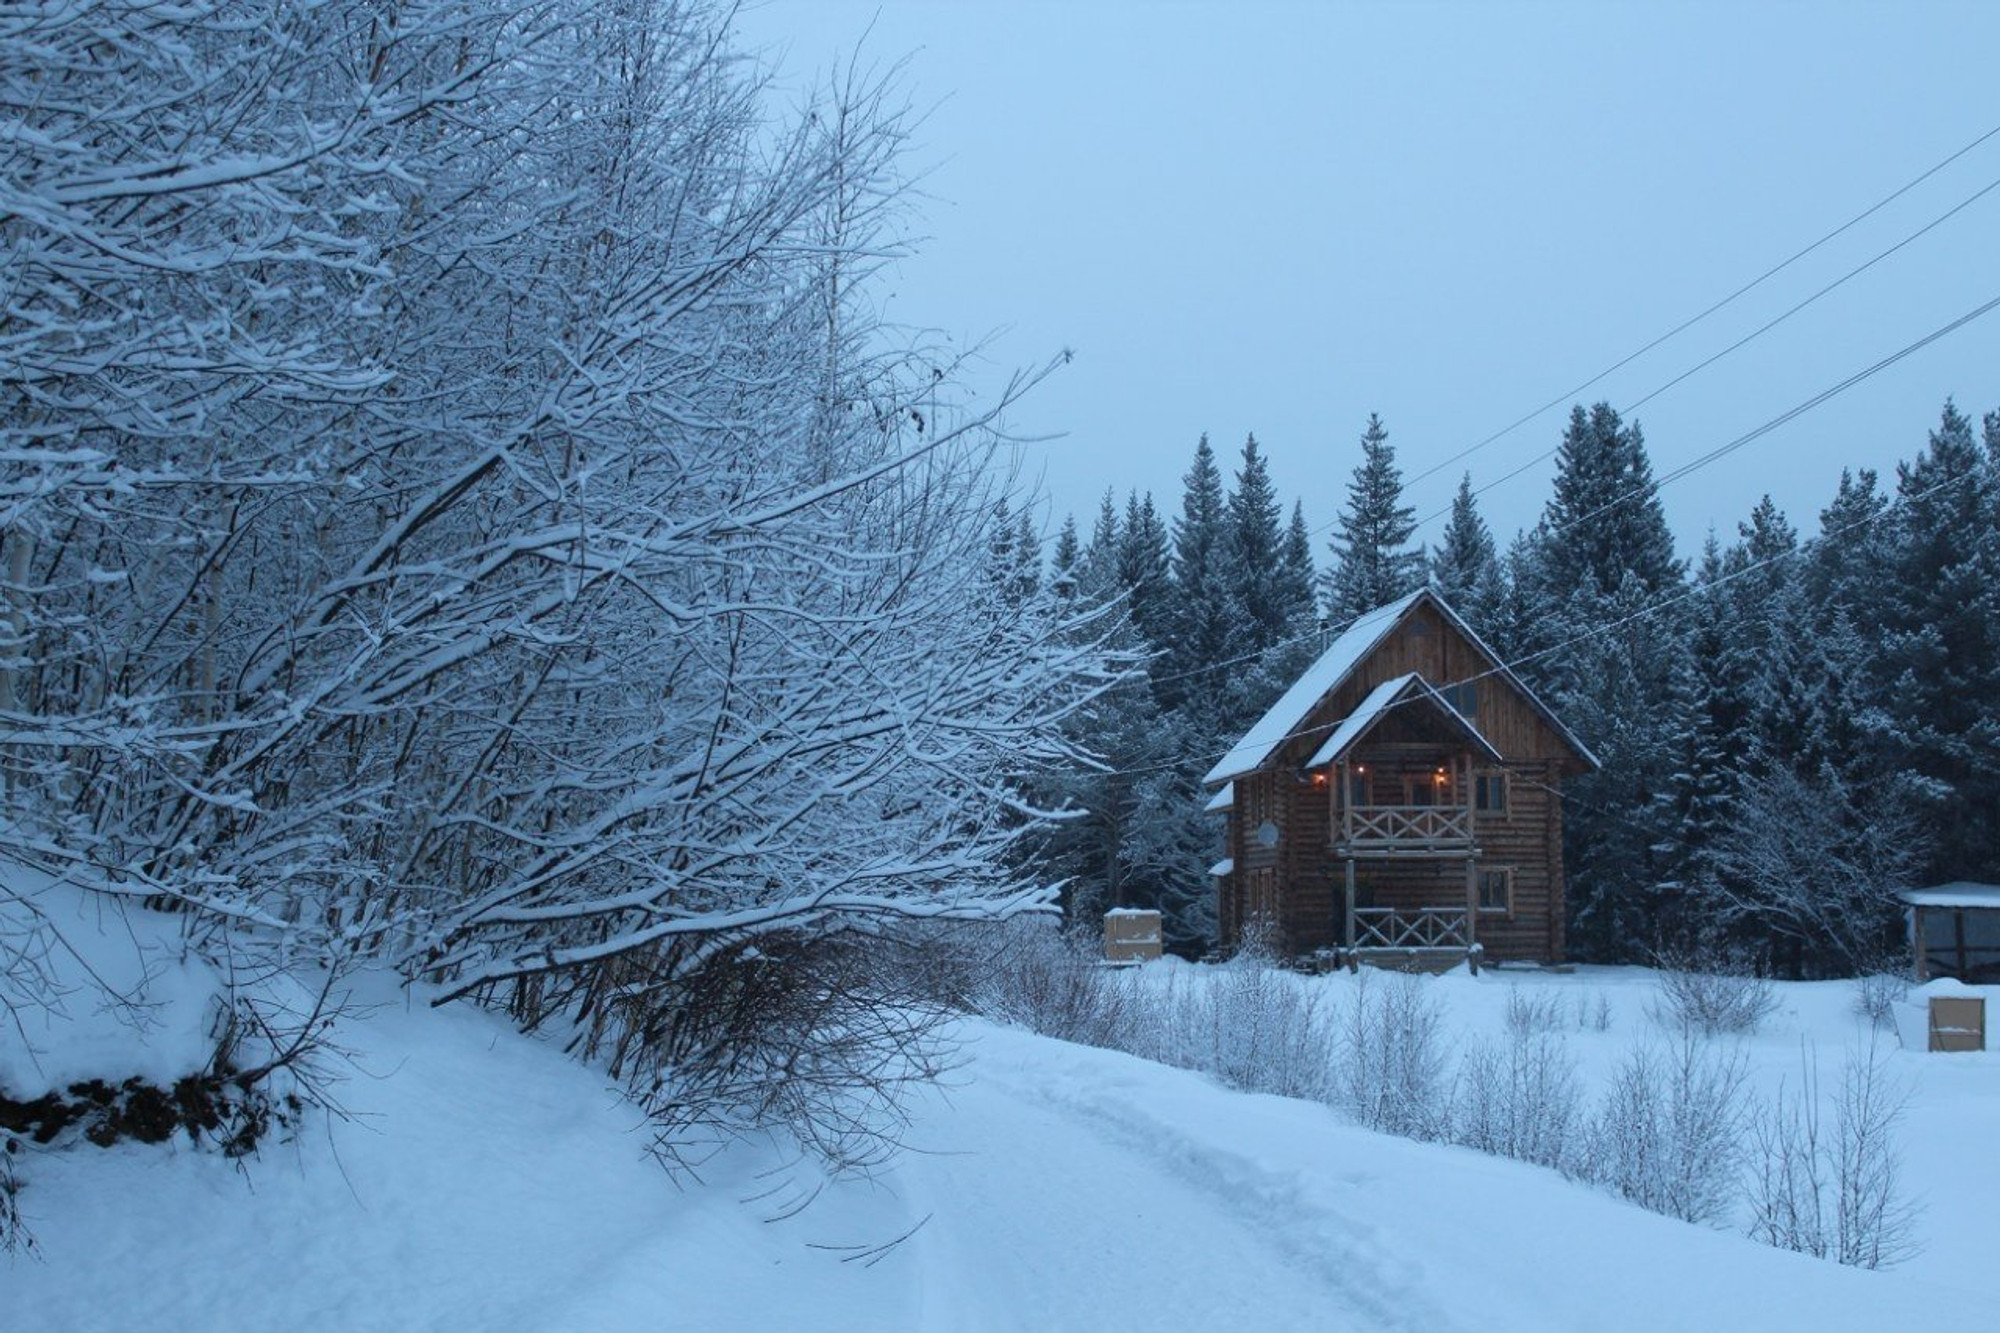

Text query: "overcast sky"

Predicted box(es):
[736, 1, 2000, 559]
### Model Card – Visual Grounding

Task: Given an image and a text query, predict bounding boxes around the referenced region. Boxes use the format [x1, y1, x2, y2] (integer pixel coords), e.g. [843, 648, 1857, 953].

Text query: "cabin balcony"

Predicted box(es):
[1334, 803, 1475, 856]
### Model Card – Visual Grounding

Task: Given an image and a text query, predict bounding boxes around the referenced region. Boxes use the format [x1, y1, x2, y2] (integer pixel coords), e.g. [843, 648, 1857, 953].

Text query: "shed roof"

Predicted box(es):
[1203, 782, 1234, 814]
[1306, 673, 1503, 768]
[1202, 587, 1598, 785]
[1899, 882, 2000, 909]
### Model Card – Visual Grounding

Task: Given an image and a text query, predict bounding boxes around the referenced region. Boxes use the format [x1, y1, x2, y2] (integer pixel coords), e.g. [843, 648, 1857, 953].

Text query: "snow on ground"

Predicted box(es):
[8, 949, 1994, 1332]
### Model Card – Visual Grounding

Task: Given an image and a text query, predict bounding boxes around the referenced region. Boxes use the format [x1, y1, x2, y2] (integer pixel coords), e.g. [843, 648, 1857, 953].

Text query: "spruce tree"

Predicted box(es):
[1050, 514, 1082, 598]
[1085, 489, 1121, 597]
[1277, 500, 1318, 635]
[1224, 433, 1290, 652]
[1429, 473, 1503, 629]
[1012, 506, 1042, 604]
[1873, 401, 2000, 881]
[1166, 435, 1233, 713]
[1520, 403, 1685, 961]
[1539, 402, 1680, 599]
[1118, 490, 1173, 648]
[1324, 412, 1424, 623]
[1804, 468, 1888, 628]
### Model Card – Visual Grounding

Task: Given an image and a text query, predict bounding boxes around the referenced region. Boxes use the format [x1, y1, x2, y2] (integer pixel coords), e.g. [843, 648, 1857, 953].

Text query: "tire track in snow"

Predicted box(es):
[960, 1030, 1463, 1333]
[890, 1057, 1394, 1332]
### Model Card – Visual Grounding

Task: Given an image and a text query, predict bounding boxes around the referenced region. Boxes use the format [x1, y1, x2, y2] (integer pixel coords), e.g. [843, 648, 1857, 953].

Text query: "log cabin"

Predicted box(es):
[1204, 588, 1598, 968]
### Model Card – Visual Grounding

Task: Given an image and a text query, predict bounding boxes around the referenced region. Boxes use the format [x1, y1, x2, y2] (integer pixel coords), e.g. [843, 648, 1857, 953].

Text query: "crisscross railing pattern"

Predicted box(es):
[1344, 805, 1471, 846]
[1352, 905, 1471, 950]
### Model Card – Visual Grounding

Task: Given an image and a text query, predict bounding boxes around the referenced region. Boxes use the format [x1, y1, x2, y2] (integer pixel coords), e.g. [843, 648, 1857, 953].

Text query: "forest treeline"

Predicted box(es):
[1026, 402, 2000, 976]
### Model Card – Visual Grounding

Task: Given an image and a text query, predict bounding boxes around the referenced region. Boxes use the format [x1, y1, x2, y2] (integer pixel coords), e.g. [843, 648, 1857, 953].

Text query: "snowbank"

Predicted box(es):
[1, 860, 227, 1098]
[9, 972, 1991, 1331]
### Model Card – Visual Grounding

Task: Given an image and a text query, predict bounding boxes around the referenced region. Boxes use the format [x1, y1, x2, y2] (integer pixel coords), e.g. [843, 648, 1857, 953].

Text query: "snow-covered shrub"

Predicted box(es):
[1504, 987, 1569, 1038]
[1203, 955, 1335, 1101]
[1451, 1029, 1582, 1172]
[1337, 971, 1449, 1140]
[612, 932, 963, 1173]
[1749, 1059, 1831, 1258]
[980, 925, 1136, 1052]
[1829, 1044, 1918, 1269]
[1652, 946, 1778, 1036]
[0, 1143, 30, 1257]
[1113, 951, 1337, 1102]
[1581, 1031, 1747, 1225]
[1749, 1044, 1917, 1268]
[1853, 971, 1909, 1032]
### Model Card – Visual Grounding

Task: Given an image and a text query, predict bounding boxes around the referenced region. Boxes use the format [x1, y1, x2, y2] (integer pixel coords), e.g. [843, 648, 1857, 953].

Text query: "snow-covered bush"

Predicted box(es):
[1749, 1043, 1917, 1268]
[1652, 946, 1779, 1036]
[1853, 971, 1910, 1032]
[1337, 971, 1449, 1140]
[1197, 955, 1335, 1101]
[1451, 1029, 1582, 1172]
[1581, 1031, 1747, 1225]
[0, 1143, 29, 1257]
[981, 925, 1137, 1052]
[1504, 987, 1570, 1038]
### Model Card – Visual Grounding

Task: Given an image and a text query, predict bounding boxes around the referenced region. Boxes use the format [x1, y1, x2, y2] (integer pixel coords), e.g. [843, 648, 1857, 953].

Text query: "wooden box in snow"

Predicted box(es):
[1928, 995, 1986, 1053]
[1103, 909, 1162, 963]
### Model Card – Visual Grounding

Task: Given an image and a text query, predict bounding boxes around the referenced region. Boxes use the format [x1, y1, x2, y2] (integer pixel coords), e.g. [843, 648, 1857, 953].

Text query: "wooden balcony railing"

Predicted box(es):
[1351, 905, 1471, 950]
[1339, 804, 1472, 849]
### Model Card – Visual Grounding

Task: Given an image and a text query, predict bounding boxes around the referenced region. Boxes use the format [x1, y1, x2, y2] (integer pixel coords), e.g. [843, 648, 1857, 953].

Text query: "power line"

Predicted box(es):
[1093, 454, 1981, 784]
[1541, 289, 2000, 545]
[1125, 286, 2000, 700]
[1406, 171, 2000, 534]
[1400, 118, 2000, 495]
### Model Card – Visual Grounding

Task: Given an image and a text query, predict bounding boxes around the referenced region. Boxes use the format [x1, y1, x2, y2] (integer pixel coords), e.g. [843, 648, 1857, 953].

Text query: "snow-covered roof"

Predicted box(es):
[1104, 907, 1161, 918]
[1209, 858, 1234, 877]
[1202, 592, 1422, 784]
[1306, 673, 1503, 768]
[1203, 782, 1234, 814]
[1899, 882, 2000, 909]
[1201, 587, 1599, 785]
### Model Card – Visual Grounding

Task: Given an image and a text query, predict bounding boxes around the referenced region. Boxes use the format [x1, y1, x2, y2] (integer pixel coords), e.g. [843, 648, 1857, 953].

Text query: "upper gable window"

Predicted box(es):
[1446, 681, 1478, 716]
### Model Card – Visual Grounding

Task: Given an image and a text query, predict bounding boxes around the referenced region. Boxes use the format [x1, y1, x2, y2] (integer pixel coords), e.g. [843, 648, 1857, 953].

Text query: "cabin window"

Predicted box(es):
[1478, 868, 1513, 914]
[1446, 681, 1479, 716]
[1243, 779, 1270, 827]
[1475, 771, 1508, 814]
[1347, 772, 1372, 806]
[1405, 775, 1437, 807]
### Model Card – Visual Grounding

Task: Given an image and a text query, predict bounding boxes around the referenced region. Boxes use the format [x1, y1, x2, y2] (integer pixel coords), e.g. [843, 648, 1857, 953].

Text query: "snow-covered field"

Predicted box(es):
[7, 923, 1995, 1332]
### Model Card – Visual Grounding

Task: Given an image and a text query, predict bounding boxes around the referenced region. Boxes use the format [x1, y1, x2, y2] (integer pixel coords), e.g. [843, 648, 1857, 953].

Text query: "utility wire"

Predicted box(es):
[1094, 432, 1984, 784]
[1540, 289, 2000, 544]
[1400, 118, 2000, 494]
[1406, 172, 2000, 534]
[1120, 287, 2000, 700]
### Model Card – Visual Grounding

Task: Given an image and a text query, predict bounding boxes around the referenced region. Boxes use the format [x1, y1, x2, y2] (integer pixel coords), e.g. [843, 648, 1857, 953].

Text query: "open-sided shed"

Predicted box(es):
[1901, 883, 2000, 983]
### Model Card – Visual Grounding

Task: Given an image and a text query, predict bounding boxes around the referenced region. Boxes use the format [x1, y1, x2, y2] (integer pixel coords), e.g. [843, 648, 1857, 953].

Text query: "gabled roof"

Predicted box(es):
[1202, 591, 1422, 784]
[1306, 673, 1502, 768]
[1202, 586, 1599, 785]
